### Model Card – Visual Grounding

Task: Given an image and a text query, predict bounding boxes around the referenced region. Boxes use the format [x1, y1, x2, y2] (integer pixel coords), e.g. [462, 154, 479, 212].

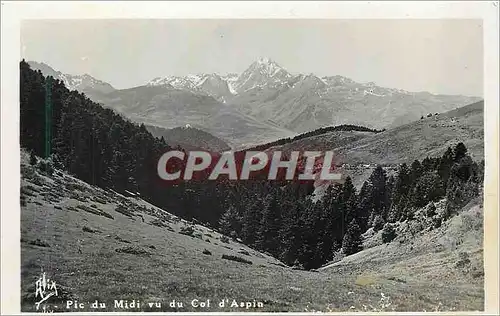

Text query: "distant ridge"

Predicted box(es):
[262, 100, 484, 166]
[241, 124, 384, 152]
[145, 124, 231, 152]
[27, 61, 115, 94]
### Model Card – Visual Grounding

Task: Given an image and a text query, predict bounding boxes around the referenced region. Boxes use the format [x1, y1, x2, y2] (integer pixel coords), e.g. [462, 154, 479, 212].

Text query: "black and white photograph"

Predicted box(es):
[1, 1, 499, 314]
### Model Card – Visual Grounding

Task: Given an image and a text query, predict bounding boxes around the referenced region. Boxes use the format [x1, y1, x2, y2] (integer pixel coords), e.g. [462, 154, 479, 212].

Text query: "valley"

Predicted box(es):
[21, 150, 484, 312]
[19, 59, 486, 313]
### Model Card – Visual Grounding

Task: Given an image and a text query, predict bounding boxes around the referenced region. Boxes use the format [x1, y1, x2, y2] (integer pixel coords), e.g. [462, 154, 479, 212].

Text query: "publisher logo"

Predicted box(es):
[35, 272, 58, 311]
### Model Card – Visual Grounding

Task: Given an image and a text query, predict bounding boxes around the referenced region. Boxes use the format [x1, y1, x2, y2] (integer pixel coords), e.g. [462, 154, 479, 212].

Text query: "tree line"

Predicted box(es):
[241, 125, 384, 152]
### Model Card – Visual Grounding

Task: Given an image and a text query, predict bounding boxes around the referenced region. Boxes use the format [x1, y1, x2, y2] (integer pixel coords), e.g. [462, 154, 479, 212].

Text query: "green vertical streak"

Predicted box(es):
[45, 77, 52, 158]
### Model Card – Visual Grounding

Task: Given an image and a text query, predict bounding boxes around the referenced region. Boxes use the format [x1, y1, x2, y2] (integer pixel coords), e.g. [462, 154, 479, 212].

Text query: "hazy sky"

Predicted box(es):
[21, 19, 483, 96]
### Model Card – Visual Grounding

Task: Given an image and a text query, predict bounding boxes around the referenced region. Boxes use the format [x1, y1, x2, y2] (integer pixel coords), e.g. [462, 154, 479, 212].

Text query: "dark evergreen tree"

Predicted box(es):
[256, 193, 282, 253]
[372, 214, 384, 232]
[356, 181, 372, 231]
[422, 157, 434, 171]
[322, 184, 345, 249]
[340, 177, 358, 225]
[241, 199, 263, 245]
[29, 151, 37, 165]
[381, 223, 397, 243]
[438, 147, 454, 183]
[293, 199, 325, 269]
[342, 219, 363, 255]
[445, 154, 482, 218]
[453, 142, 468, 162]
[218, 205, 241, 238]
[279, 201, 304, 265]
[410, 170, 445, 207]
[366, 166, 389, 225]
[388, 163, 410, 222]
[409, 160, 423, 185]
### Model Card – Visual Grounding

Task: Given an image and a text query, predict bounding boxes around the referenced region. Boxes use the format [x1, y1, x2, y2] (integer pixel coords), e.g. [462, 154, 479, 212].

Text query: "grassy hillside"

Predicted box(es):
[333, 101, 484, 165]
[262, 131, 374, 154]
[322, 197, 484, 312]
[264, 101, 483, 167]
[20, 151, 484, 313]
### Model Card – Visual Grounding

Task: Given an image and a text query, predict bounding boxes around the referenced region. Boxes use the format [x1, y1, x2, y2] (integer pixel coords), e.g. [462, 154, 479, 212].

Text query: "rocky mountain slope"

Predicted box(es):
[149, 57, 481, 134]
[148, 73, 237, 103]
[146, 57, 291, 100]
[27, 61, 115, 94]
[84, 85, 296, 148]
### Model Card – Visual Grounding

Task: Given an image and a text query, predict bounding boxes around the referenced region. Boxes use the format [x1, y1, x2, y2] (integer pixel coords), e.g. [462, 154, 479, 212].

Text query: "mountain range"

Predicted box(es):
[27, 61, 115, 94]
[28, 58, 481, 148]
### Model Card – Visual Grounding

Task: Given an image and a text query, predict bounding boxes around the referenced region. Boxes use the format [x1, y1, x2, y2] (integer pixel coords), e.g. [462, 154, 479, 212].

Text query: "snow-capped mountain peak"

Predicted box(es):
[247, 57, 290, 78]
[147, 73, 235, 101]
[253, 57, 286, 77]
[231, 58, 292, 93]
[148, 75, 202, 90]
[147, 58, 295, 96]
[27, 61, 115, 94]
[257, 56, 272, 64]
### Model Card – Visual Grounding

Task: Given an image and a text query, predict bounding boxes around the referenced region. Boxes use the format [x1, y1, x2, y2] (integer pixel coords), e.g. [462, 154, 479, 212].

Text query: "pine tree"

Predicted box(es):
[422, 157, 434, 171]
[288, 197, 326, 269]
[257, 194, 282, 253]
[372, 214, 384, 232]
[341, 177, 358, 225]
[388, 163, 411, 222]
[366, 166, 389, 223]
[29, 151, 37, 165]
[322, 184, 345, 248]
[386, 175, 395, 212]
[445, 151, 481, 218]
[241, 199, 263, 246]
[342, 219, 363, 255]
[316, 197, 338, 264]
[279, 202, 304, 265]
[409, 160, 423, 185]
[356, 181, 372, 231]
[453, 142, 468, 162]
[398, 194, 414, 221]
[20, 61, 46, 156]
[218, 205, 241, 238]
[410, 171, 445, 207]
[438, 147, 454, 183]
[381, 223, 397, 243]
